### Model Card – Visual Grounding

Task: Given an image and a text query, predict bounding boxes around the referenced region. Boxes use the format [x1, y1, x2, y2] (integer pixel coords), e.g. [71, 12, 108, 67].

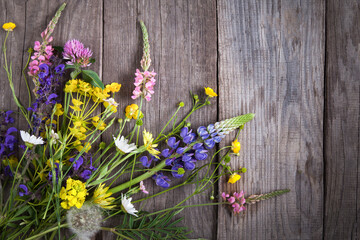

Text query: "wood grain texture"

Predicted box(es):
[102, 0, 217, 239]
[325, 0, 360, 239]
[1, 0, 360, 239]
[0, 0, 26, 129]
[217, 1, 325, 239]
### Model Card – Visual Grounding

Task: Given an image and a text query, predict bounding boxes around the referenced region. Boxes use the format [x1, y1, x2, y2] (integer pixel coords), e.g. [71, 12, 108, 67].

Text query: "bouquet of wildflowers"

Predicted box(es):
[0, 4, 289, 239]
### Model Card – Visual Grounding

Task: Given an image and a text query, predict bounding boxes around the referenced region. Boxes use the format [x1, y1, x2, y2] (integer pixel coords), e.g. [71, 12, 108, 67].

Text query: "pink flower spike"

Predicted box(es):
[240, 197, 246, 205]
[239, 206, 246, 212]
[232, 203, 241, 213]
[221, 192, 229, 200]
[227, 196, 235, 204]
[140, 181, 149, 194]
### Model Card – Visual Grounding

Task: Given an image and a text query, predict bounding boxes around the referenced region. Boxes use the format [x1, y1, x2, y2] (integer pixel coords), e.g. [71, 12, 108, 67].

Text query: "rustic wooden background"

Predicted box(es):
[0, 0, 359, 239]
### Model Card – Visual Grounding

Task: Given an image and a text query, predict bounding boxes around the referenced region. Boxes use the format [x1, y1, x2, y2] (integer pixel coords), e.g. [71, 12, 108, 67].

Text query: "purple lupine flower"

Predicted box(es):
[19, 184, 30, 197]
[152, 172, 171, 188]
[140, 156, 152, 168]
[171, 164, 184, 178]
[63, 39, 93, 68]
[69, 156, 84, 171]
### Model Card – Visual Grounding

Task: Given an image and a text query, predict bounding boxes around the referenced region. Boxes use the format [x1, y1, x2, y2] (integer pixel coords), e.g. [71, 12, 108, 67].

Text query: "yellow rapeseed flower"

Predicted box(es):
[231, 139, 241, 154]
[92, 183, 115, 209]
[70, 98, 84, 111]
[60, 178, 88, 209]
[143, 129, 160, 157]
[2, 22, 16, 31]
[105, 82, 122, 93]
[54, 103, 64, 116]
[204, 87, 218, 97]
[92, 87, 109, 102]
[125, 104, 139, 119]
[91, 116, 106, 130]
[228, 173, 241, 184]
[64, 79, 79, 93]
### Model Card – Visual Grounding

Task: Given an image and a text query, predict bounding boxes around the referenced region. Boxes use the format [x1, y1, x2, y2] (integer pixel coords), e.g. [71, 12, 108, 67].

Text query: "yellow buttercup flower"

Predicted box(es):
[2, 22, 16, 31]
[204, 87, 218, 97]
[60, 178, 88, 209]
[143, 129, 160, 157]
[231, 139, 241, 154]
[125, 104, 140, 119]
[105, 82, 122, 93]
[92, 183, 115, 209]
[54, 103, 64, 116]
[228, 173, 241, 184]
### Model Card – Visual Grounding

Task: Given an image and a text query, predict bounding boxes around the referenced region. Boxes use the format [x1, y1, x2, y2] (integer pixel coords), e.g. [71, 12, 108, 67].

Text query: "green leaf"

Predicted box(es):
[70, 68, 81, 79]
[81, 70, 104, 89]
[53, 46, 64, 53]
[65, 64, 77, 70]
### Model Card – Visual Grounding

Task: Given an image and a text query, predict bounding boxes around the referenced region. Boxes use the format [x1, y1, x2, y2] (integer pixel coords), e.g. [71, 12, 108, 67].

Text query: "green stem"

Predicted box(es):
[109, 159, 166, 194]
[25, 223, 68, 240]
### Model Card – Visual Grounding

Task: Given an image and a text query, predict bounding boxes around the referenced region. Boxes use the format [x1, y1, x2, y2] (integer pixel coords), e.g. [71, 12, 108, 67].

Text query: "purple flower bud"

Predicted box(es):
[140, 156, 152, 168]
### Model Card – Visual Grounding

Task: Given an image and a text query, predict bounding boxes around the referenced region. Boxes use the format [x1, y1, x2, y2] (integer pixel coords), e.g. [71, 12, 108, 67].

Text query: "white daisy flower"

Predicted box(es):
[103, 98, 119, 107]
[113, 135, 137, 154]
[20, 130, 44, 147]
[121, 194, 138, 217]
[50, 129, 61, 144]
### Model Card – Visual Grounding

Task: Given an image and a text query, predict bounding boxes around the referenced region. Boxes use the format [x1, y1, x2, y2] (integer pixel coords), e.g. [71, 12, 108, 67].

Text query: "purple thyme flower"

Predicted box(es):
[63, 39, 93, 68]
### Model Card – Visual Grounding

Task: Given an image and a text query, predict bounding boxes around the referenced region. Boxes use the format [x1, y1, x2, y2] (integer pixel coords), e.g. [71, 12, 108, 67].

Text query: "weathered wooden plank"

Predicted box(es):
[325, 1, 360, 239]
[102, 0, 217, 239]
[217, 1, 325, 239]
[0, 0, 26, 128]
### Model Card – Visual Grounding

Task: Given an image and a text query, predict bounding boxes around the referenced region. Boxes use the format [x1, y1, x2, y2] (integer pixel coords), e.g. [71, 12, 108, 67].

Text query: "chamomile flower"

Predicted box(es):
[121, 194, 138, 217]
[20, 130, 44, 147]
[50, 129, 61, 144]
[113, 135, 137, 154]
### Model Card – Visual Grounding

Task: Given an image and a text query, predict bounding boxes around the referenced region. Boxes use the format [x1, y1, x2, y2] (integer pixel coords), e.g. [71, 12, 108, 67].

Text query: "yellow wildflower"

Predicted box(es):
[92, 87, 109, 102]
[204, 87, 218, 97]
[69, 127, 87, 140]
[60, 178, 88, 209]
[91, 116, 106, 130]
[143, 129, 160, 157]
[76, 142, 91, 153]
[231, 139, 241, 154]
[64, 79, 79, 93]
[105, 82, 122, 93]
[70, 98, 84, 111]
[103, 98, 118, 113]
[2, 22, 16, 31]
[125, 104, 140, 119]
[54, 103, 64, 116]
[78, 80, 92, 94]
[228, 173, 241, 184]
[2, 155, 18, 168]
[92, 183, 115, 209]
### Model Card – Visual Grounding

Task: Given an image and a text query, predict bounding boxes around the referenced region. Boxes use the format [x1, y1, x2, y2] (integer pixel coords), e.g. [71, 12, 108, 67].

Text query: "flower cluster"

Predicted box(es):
[132, 69, 156, 101]
[28, 58, 65, 134]
[0, 111, 18, 177]
[222, 191, 246, 214]
[63, 39, 93, 68]
[60, 178, 88, 209]
[69, 153, 97, 181]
